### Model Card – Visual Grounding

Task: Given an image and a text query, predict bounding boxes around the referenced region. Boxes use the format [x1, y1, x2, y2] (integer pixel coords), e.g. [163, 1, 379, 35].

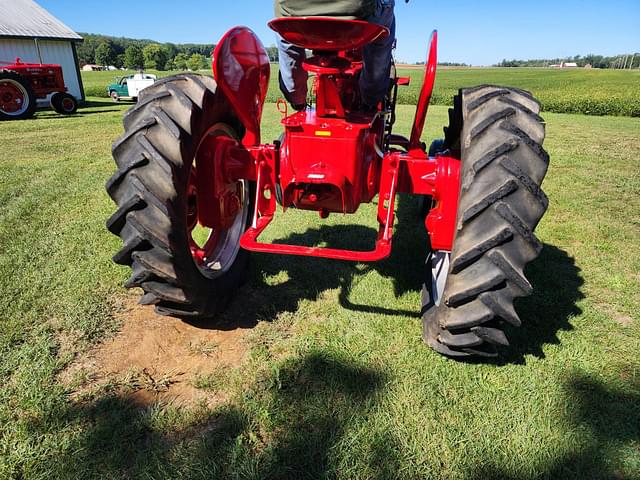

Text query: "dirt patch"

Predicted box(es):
[614, 314, 634, 327]
[597, 303, 636, 328]
[61, 296, 251, 407]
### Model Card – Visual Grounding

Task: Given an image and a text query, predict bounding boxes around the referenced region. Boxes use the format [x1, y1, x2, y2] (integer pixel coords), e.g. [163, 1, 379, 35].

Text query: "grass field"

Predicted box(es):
[82, 66, 640, 117]
[0, 96, 638, 479]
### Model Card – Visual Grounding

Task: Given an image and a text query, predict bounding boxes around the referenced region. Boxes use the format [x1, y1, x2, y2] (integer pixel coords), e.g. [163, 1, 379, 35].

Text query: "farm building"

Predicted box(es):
[550, 62, 579, 69]
[82, 64, 104, 72]
[0, 0, 84, 101]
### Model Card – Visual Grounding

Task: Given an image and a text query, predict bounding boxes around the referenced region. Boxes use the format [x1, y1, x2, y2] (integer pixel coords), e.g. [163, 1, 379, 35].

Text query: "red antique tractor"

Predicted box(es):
[0, 58, 78, 120]
[107, 18, 549, 358]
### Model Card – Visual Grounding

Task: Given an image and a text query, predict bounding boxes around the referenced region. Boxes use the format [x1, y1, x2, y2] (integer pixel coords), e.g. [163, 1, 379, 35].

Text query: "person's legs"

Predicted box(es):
[360, 0, 396, 108]
[276, 35, 308, 109]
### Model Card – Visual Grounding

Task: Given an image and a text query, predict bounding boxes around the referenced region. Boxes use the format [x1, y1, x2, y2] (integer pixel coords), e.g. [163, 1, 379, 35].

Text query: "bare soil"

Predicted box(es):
[62, 295, 251, 407]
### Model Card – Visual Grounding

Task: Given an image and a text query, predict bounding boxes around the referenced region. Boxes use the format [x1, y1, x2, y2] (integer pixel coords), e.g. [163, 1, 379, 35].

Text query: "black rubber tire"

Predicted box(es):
[110, 90, 120, 102]
[0, 70, 37, 120]
[443, 92, 463, 150]
[423, 85, 550, 358]
[106, 73, 252, 319]
[51, 92, 78, 115]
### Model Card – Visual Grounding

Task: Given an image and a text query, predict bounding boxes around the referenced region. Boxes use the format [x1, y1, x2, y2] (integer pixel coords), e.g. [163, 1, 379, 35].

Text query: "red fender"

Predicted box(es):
[409, 30, 438, 154]
[212, 27, 270, 146]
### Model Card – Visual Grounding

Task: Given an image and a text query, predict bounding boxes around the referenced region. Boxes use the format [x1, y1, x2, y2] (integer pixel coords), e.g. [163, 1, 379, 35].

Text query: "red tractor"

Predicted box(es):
[0, 58, 78, 120]
[107, 18, 549, 358]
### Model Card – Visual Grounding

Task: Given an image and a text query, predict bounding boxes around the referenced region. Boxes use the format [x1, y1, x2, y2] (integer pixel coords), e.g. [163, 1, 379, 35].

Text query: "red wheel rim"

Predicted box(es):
[0, 79, 28, 115]
[61, 97, 75, 112]
[187, 124, 249, 276]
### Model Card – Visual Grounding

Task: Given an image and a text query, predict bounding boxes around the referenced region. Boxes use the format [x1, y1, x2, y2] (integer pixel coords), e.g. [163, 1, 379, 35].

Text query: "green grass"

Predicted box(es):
[0, 99, 639, 479]
[81, 69, 211, 97]
[83, 66, 640, 117]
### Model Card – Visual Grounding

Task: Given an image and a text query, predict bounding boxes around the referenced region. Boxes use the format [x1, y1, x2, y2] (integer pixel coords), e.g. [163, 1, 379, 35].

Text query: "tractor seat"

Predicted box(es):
[268, 17, 389, 51]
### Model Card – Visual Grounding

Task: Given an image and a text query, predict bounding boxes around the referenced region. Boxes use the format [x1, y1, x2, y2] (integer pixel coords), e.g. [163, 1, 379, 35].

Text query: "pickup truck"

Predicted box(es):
[107, 73, 157, 102]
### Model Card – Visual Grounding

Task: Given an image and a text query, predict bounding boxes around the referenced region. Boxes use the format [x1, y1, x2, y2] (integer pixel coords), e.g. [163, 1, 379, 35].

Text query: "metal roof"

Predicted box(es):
[0, 0, 82, 41]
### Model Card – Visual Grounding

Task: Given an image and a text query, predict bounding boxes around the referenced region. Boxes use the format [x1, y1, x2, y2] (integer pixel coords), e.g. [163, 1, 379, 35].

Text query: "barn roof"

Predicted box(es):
[0, 0, 82, 41]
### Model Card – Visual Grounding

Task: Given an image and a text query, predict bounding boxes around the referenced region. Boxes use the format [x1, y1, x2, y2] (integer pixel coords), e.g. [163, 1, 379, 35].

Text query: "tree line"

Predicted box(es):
[77, 33, 282, 70]
[76, 33, 216, 70]
[496, 53, 640, 69]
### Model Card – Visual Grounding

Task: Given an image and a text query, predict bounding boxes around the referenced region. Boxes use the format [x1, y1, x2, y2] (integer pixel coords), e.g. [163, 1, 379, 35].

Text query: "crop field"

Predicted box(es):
[0, 91, 638, 478]
[83, 66, 640, 117]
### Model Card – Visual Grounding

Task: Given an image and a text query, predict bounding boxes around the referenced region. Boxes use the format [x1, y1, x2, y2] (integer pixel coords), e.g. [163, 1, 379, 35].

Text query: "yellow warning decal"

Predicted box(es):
[315, 131, 332, 137]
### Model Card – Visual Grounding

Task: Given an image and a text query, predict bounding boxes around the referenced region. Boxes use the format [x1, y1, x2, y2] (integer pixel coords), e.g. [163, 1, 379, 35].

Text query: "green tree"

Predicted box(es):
[186, 53, 206, 71]
[115, 54, 125, 69]
[76, 35, 101, 65]
[163, 43, 178, 62]
[143, 43, 167, 70]
[95, 41, 116, 66]
[124, 45, 144, 69]
[173, 52, 189, 70]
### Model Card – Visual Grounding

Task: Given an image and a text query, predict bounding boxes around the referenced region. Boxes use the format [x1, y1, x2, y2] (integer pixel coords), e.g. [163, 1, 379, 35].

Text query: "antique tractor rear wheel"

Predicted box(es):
[0, 71, 37, 120]
[107, 73, 253, 318]
[423, 86, 549, 358]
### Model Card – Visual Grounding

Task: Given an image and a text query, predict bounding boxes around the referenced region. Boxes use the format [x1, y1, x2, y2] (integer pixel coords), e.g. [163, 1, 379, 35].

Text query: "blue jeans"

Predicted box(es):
[276, 0, 396, 107]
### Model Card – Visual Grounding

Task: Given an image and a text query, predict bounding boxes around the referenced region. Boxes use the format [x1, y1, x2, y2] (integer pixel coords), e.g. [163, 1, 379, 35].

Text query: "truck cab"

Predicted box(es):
[107, 73, 157, 101]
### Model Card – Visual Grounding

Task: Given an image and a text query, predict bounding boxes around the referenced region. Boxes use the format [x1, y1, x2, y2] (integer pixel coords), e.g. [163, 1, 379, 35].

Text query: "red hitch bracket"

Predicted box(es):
[239, 147, 399, 262]
[238, 148, 460, 261]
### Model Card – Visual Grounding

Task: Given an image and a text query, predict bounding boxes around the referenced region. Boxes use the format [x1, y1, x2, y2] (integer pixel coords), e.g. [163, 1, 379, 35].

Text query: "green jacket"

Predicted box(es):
[274, 0, 376, 19]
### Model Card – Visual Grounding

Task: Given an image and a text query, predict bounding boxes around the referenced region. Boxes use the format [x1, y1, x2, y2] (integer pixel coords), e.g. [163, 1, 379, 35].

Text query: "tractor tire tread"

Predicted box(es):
[423, 85, 549, 358]
[107, 73, 250, 319]
[105, 153, 149, 195]
[469, 107, 516, 140]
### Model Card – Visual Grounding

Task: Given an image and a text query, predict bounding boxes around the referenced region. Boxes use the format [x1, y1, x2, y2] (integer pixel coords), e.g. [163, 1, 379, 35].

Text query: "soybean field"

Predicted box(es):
[84, 66, 640, 116]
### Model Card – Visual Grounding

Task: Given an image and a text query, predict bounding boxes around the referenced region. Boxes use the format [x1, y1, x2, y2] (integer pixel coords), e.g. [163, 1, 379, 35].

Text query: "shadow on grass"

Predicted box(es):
[466, 370, 640, 479]
[35, 351, 390, 479]
[82, 99, 119, 107]
[217, 194, 429, 329]
[76, 109, 123, 115]
[501, 244, 584, 363]
[220, 194, 584, 363]
[82, 99, 135, 108]
[34, 356, 637, 478]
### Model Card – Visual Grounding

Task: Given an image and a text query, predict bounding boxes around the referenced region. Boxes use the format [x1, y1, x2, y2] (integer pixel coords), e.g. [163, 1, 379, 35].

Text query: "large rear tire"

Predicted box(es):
[423, 86, 550, 358]
[0, 71, 37, 120]
[106, 73, 253, 319]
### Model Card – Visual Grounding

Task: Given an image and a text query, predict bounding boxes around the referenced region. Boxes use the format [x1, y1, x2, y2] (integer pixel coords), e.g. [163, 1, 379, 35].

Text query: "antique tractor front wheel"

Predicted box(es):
[423, 86, 550, 358]
[107, 74, 254, 319]
[51, 92, 78, 115]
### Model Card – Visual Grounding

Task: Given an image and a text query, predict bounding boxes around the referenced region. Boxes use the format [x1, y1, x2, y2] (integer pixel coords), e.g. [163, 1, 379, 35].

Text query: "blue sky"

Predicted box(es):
[39, 0, 639, 65]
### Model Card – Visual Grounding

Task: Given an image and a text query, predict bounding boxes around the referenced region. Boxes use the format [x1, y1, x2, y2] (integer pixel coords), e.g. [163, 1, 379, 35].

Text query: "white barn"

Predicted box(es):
[0, 0, 84, 101]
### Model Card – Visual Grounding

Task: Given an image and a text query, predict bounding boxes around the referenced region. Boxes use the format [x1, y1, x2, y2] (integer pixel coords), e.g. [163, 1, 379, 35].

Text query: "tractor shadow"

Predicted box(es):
[75, 109, 123, 116]
[220, 195, 583, 363]
[82, 99, 124, 108]
[218, 194, 429, 329]
[499, 244, 584, 363]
